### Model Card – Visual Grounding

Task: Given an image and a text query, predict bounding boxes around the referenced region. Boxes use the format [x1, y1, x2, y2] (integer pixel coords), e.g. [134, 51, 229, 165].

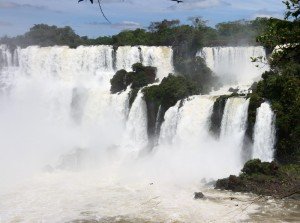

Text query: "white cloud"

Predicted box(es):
[87, 20, 141, 30]
[252, 9, 283, 19]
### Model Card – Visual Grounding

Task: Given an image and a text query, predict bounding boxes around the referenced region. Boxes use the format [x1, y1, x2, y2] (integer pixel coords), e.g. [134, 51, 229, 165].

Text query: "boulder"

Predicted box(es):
[194, 192, 205, 199]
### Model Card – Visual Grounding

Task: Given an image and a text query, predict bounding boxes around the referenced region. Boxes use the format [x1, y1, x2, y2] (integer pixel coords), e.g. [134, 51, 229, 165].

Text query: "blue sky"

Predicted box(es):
[0, 0, 285, 38]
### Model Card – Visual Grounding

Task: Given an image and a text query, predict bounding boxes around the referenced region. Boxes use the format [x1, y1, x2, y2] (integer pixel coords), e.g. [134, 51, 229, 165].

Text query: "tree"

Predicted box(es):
[249, 0, 300, 163]
[284, 0, 300, 20]
[188, 16, 208, 29]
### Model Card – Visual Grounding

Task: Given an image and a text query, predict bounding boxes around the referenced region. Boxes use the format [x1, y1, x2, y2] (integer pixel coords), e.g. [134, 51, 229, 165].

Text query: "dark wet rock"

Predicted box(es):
[228, 87, 239, 93]
[209, 96, 227, 138]
[216, 175, 245, 191]
[249, 82, 258, 91]
[194, 192, 205, 199]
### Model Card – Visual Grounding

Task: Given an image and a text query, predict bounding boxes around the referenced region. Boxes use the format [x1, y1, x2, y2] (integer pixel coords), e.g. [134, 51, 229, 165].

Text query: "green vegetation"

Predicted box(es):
[248, 72, 300, 163]
[1, 18, 269, 96]
[0, 24, 84, 48]
[174, 56, 217, 94]
[215, 159, 300, 198]
[241, 159, 279, 175]
[110, 63, 157, 94]
[283, 0, 300, 20]
[0, 18, 269, 49]
[217, 1, 300, 198]
[110, 69, 130, 94]
[247, 1, 300, 163]
[87, 18, 269, 47]
[143, 74, 199, 110]
[110, 63, 157, 108]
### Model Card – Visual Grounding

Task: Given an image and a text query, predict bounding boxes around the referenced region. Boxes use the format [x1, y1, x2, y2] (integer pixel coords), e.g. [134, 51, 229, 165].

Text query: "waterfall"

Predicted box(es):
[0, 44, 173, 184]
[159, 101, 181, 145]
[0, 43, 287, 222]
[155, 96, 253, 179]
[219, 97, 250, 168]
[116, 46, 141, 71]
[220, 98, 250, 139]
[173, 96, 215, 147]
[0, 45, 173, 79]
[0, 45, 13, 68]
[13, 45, 115, 89]
[140, 46, 174, 81]
[121, 90, 148, 151]
[0, 44, 173, 126]
[159, 96, 216, 147]
[198, 46, 269, 85]
[252, 102, 276, 161]
[0, 44, 273, 179]
[115, 46, 173, 81]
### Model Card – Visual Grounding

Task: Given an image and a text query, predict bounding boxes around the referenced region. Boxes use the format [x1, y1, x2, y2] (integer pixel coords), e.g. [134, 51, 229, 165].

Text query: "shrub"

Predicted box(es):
[241, 159, 279, 176]
[110, 63, 157, 94]
[110, 69, 130, 94]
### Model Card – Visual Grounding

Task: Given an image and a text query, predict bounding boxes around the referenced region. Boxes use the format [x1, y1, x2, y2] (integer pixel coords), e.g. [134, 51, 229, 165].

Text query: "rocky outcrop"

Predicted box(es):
[215, 159, 300, 199]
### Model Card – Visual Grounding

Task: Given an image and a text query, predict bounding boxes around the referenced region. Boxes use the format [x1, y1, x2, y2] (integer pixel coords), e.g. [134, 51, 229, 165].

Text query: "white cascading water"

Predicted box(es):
[172, 96, 215, 147]
[116, 46, 173, 81]
[0, 44, 284, 222]
[220, 98, 250, 139]
[121, 90, 148, 152]
[252, 102, 276, 162]
[157, 96, 251, 179]
[219, 98, 250, 168]
[200, 46, 276, 164]
[198, 46, 269, 86]
[0, 45, 173, 185]
[156, 95, 248, 179]
[140, 46, 174, 81]
[159, 101, 181, 145]
[0, 44, 13, 68]
[116, 46, 141, 71]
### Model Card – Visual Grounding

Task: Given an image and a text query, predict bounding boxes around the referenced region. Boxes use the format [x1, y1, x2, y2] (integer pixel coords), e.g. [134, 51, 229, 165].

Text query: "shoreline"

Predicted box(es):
[215, 159, 300, 200]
